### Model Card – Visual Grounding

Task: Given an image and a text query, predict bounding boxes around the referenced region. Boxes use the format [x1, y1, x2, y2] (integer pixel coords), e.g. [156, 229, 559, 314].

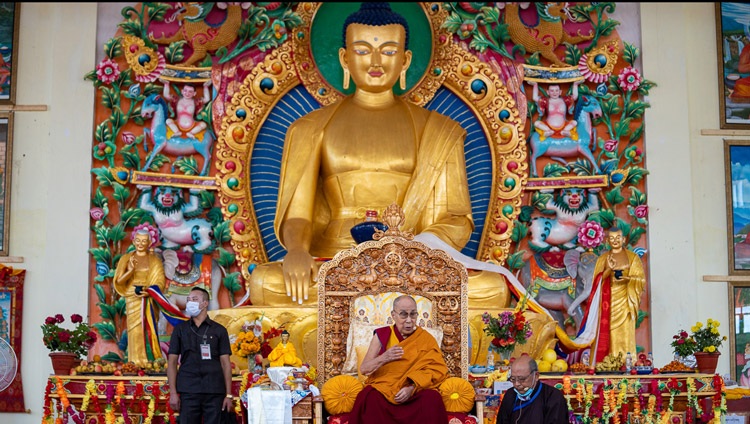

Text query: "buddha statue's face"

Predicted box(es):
[133, 233, 151, 253]
[339, 23, 412, 94]
[607, 230, 623, 250]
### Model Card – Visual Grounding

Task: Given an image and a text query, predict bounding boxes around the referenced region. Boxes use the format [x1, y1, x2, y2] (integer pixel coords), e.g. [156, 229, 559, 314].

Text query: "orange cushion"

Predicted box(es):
[439, 377, 475, 413]
[321, 375, 364, 415]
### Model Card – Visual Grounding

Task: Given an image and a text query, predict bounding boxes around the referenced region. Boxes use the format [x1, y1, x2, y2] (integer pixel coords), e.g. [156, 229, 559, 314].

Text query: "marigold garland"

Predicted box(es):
[144, 396, 156, 424]
[81, 379, 96, 412]
[236, 371, 249, 413]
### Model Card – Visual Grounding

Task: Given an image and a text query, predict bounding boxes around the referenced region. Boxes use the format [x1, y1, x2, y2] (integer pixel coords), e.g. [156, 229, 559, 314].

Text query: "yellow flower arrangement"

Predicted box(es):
[690, 318, 728, 353]
[231, 330, 262, 358]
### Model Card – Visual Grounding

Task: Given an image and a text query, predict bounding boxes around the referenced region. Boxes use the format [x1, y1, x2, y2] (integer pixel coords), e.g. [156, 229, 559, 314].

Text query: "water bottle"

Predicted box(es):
[486, 348, 495, 372]
[647, 352, 654, 368]
[625, 352, 633, 372]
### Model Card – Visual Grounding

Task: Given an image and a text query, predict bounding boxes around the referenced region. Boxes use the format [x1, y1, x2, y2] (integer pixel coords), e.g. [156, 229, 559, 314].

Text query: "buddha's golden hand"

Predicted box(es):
[282, 248, 316, 304]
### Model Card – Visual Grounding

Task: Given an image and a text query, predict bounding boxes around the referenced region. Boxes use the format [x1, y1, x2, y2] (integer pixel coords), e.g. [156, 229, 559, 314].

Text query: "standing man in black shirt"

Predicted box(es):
[168, 287, 234, 423]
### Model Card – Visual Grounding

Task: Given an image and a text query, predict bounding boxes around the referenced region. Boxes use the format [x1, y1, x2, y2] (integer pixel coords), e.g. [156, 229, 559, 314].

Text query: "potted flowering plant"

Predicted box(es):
[689, 318, 728, 374]
[670, 329, 698, 358]
[481, 310, 532, 362]
[691, 319, 727, 354]
[41, 313, 97, 374]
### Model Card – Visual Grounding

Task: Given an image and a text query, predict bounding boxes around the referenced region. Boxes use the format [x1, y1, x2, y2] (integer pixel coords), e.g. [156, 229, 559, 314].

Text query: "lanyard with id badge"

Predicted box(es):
[191, 324, 212, 360]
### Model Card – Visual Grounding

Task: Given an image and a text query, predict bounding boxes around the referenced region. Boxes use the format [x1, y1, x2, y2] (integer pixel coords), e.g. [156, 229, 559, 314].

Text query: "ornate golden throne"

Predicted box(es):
[312, 204, 484, 422]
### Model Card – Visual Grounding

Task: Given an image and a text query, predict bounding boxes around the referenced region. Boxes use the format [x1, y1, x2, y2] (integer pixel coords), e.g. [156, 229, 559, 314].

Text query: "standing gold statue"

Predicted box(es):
[248, 3, 508, 308]
[590, 227, 646, 363]
[114, 226, 166, 365]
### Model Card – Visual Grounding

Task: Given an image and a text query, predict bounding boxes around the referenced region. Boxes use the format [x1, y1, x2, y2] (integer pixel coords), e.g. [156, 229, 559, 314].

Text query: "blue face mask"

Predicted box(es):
[513, 376, 536, 400]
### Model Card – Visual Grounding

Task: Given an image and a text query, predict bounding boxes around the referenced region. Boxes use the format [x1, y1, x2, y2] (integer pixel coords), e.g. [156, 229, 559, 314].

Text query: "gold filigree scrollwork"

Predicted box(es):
[442, 43, 527, 264]
[216, 42, 298, 274]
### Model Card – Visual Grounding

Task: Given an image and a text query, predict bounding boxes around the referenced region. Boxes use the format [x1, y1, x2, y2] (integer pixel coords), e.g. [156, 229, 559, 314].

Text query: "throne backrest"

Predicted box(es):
[316, 234, 468, 386]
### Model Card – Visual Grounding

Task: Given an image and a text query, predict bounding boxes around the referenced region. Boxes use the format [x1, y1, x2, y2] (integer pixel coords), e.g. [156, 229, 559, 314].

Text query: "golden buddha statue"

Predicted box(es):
[113, 226, 166, 365]
[590, 226, 646, 364]
[247, 2, 510, 310]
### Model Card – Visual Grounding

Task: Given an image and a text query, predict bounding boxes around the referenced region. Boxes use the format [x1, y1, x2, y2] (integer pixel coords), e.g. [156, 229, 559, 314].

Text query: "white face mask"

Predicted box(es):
[185, 301, 202, 317]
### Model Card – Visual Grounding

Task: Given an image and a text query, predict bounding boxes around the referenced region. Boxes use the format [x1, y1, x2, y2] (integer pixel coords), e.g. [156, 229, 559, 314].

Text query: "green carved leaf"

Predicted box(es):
[481, 6, 500, 24]
[102, 352, 124, 363]
[101, 86, 117, 110]
[93, 187, 108, 208]
[94, 225, 109, 246]
[213, 221, 231, 244]
[115, 297, 126, 316]
[638, 79, 657, 96]
[103, 37, 122, 59]
[90, 247, 112, 264]
[217, 247, 236, 268]
[569, 159, 595, 176]
[121, 150, 141, 169]
[206, 207, 224, 226]
[112, 182, 130, 203]
[563, 42, 582, 66]
[118, 20, 141, 37]
[628, 187, 646, 206]
[625, 167, 648, 185]
[109, 222, 127, 244]
[588, 209, 615, 229]
[601, 96, 622, 117]
[146, 3, 170, 22]
[605, 187, 624, 206]
[629, 226, 646, 245]
[120, 207, 153, 228]
[93, 321, 117, 342]
[223, 272, 243, 294]
[199, 190, 215, 209]
[542, 163, 568, 178]
[174, 157, 199, 175]
[597, 18, 619, 38]
[146, 154, 171, 171]
[629, 124, 644, 144]
[95, 283, 107, 304]
[506, 251, 526, 271]
[532, 191, 553, 212]
[510, 221, 528, 243]
[625, 101, 650, 120]
[518, 206, 533, 223]
[623, 42, 640, 66]
[165, 41, 186, 64]
[98, 302, 117, 321]
[614, 117, 632, 139]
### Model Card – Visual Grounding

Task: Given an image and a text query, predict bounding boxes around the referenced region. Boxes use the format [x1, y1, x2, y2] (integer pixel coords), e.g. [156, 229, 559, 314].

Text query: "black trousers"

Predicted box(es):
[179, 392, 224, 424]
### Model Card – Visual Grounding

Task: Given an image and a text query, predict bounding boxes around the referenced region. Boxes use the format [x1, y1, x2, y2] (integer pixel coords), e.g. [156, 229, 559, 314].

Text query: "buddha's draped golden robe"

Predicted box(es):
[114, 252, 166, 364]
[591, 249, 646, 361]
[274, 97, 473, 256]
[268, 341, 302, 367]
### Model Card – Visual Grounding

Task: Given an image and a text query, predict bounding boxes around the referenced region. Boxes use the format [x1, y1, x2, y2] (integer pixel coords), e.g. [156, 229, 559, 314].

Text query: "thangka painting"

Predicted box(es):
[0, 3, 18, 104]
[0, 265, 26, 412]
[87, 3, 653, 367]
[716, 2, 750, 129]
[724, 139, 750, 274]
[730, 282, 750, 386]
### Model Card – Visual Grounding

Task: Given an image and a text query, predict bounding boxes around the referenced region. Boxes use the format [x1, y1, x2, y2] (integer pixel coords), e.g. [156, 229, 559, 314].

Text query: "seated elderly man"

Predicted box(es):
[349, 295, 448, 424]
[497, 354, 568, 424]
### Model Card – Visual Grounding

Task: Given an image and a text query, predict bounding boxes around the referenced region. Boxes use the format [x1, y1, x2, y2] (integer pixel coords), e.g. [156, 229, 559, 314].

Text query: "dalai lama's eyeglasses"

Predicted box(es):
[396, 311, 419, 319]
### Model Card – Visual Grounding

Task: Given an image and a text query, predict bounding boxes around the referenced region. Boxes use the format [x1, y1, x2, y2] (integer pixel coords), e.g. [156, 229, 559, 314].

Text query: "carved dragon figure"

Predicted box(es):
[150, 2, 252, 66]
[504, 3, 594, 66]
